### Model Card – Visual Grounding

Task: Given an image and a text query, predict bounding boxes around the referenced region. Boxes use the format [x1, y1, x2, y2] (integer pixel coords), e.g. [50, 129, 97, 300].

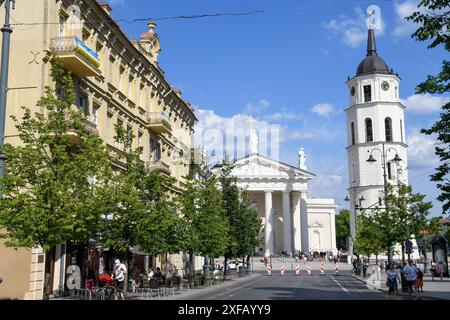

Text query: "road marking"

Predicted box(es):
[329, 275, 350, 294]
[206, 276, 265, 300]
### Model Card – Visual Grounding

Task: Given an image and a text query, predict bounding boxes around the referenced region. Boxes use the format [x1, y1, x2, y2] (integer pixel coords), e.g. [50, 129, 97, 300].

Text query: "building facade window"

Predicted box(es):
[137, 131, 143, 148]
[364, 85, 372, 102]
[59, 16, 66, 36]
[77, 93, 88, 115]
[365, 118, 373, 142]
[351, 122, 356, 145]
[106, 111, 112, 143]
[385, 117, 392, 142]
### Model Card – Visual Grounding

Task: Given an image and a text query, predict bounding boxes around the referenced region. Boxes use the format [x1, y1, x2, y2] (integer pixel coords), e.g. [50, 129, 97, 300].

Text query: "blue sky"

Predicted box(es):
[105, 0, 448, 215]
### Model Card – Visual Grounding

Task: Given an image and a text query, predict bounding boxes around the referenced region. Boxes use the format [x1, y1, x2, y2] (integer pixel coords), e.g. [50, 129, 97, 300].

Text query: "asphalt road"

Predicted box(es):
[179, 271, 387, 300]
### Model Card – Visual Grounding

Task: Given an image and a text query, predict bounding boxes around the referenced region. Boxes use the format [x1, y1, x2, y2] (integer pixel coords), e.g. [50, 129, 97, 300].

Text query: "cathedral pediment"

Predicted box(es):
[230, 154, 315, 180]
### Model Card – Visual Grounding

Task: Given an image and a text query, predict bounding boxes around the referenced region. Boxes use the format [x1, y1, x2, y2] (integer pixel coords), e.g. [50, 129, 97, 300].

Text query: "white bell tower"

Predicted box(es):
[345, 27, 409, 263]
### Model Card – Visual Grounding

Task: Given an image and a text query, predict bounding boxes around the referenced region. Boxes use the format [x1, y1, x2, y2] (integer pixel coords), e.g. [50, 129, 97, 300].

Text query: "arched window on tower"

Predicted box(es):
[365, 118, 373, 142]
[385, 117, 392, 142]
[351, 122, 355, 145]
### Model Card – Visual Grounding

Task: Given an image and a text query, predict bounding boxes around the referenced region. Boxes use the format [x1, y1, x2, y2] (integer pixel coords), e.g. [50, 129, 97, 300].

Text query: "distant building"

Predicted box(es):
[0, 0, 197, 299]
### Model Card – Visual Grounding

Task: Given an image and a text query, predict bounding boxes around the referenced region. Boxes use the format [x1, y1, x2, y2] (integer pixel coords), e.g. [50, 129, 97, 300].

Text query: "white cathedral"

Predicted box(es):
[213, 138, 338, 258]
[346, 27, 419, 261]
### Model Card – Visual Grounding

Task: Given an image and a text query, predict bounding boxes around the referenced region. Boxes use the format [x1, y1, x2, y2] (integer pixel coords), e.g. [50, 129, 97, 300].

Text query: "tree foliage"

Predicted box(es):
[357, 183, 432, 258]
[101, 125, 182, 255]
[0, 58, 112, 251]
[335, 209, 350, 250]
[353, 214, 384, 257]
[407, 0, 450, 213]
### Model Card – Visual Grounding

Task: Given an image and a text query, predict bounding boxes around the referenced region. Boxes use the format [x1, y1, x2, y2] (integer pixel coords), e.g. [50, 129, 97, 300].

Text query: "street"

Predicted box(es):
[176, 266, 387, 300]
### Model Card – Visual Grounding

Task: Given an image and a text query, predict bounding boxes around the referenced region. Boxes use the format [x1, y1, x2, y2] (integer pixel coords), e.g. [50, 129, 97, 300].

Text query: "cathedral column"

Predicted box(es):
[292, 192, 302, 254]
[282, 190, 292, 256]
[264, 190, 274, 257]
[300, 192, 309, 253]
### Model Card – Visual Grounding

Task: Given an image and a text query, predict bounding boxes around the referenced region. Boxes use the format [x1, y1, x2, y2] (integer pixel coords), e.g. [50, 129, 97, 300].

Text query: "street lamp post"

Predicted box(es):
[0, 0, 15, 198]
[345, 193, 365, 266]
[366, 142, 402, 265]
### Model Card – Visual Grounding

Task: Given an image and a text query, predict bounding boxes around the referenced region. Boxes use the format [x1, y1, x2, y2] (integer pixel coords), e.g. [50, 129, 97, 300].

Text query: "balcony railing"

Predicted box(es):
[146, 160, 171, 175]
[147, 112, 171, 134]
[50, 36, 101, 77]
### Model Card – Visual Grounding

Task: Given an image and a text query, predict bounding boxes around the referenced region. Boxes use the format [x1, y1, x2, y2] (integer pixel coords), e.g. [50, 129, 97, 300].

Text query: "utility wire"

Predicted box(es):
[10, 10, 265, 26]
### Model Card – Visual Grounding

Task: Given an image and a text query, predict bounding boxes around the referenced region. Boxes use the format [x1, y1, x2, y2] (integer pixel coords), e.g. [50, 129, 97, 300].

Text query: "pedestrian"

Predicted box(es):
[415, 267, 424, 293]
[154, 267, 162, 280]
[436, 261, 445, 280]
[131, 267, 141, 293]
[430, 262, 436, 281]
[113, 259, 127, 296]
[386, 264, 400, 299]
[147, 268, 154, 279]
[403, 259, 419, 299]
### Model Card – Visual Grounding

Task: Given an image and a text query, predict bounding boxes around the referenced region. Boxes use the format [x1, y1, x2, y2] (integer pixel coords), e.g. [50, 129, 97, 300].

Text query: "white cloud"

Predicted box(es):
[392, 0, 420, 37]
[407, 128, 438, 167]
[323, 8, 385, 47]
[244, 99, 269, 115]
[287, 131, 315, 141]
[193, 109, 283, 164]
[401, 94, 450, 113]
[263, 108, 304, 122]
[311, 103, 334, 117]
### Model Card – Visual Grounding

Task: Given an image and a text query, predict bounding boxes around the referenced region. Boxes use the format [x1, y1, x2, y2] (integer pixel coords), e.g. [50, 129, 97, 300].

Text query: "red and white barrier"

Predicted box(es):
[295, 264, 300, 276]
[280, 264, 285, 276]
[266, 265, 272, 276]
[307, 263, 311, 275]
[335, 263, 339, 276]
[320, 262, 325, 276]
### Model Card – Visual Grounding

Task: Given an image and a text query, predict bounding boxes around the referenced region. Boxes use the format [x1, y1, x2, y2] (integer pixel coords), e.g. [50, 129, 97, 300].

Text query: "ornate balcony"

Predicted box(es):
[50, 36, 101, 77]
[64, 119, 99, 144]
[146, 160, 171, 175]
[147, 112, 171, 134]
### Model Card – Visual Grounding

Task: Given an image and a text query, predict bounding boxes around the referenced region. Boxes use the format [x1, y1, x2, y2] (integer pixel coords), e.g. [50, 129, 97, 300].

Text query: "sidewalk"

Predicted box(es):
[351, 272, 450, 300]
[127, 272, 262, 300]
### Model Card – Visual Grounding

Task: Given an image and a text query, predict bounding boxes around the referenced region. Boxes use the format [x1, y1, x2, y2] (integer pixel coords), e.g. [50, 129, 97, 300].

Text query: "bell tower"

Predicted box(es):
[345, 26, 409, 263]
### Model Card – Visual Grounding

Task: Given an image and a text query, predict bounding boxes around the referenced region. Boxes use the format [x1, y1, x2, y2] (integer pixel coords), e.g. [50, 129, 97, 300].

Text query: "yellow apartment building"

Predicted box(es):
[0, 0, 197, 299]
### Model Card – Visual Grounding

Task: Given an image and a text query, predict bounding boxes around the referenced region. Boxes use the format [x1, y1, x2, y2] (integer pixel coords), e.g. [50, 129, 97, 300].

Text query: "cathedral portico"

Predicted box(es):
[213, 146, 338, 258]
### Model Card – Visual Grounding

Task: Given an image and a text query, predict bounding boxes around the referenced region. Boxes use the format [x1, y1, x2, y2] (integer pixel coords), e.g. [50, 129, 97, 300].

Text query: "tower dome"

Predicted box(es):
[356, 29, 392, 76]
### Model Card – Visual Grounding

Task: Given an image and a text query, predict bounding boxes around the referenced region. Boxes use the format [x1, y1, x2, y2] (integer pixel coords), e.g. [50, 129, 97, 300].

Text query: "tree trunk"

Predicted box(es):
[401, 243, 405, 265]
[42, 247, 53, 300]
[188, 251, 194, 289]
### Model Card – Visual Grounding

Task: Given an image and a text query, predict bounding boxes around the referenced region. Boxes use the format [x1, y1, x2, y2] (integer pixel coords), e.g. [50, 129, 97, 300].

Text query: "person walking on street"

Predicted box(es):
[436, 261, 445, 280]
[403, 260, 419, 299]
[113, 259, 127, 299]
[386, 264, 400, 299]
[415, 267, 424, 293]
[430, 262, 436, 281]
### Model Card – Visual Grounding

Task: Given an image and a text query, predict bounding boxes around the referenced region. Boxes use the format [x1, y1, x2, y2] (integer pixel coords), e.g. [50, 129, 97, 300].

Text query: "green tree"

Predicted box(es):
[236, 191, 262, 267]
[103, 124, 183, 269]
[353, 214, 384, 259]
[368, 183, 432, 262]
[0, 58, 112, 298]
[218, 159, 242, 279]
[407, 0, 450, 213]
[218, 159, 261, 279]
[335, 209, 350, 250]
